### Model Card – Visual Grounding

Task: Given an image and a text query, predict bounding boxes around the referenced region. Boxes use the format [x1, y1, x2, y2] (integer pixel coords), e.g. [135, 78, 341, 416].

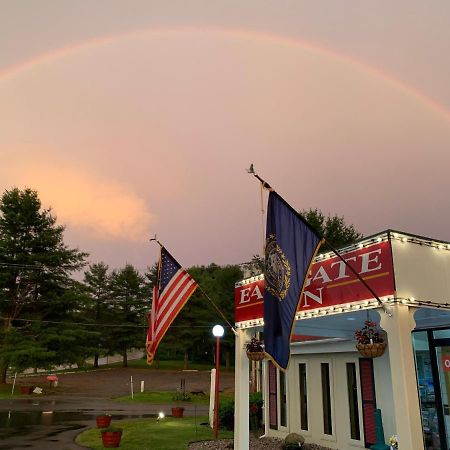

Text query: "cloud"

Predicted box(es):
[3, 157, 153, 241]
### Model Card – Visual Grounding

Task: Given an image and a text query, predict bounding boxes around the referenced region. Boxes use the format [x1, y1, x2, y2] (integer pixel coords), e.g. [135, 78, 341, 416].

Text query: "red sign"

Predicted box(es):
[235, 241, 395, 323]
[442, 355, 450, 372]
[235, 278, 265, 323]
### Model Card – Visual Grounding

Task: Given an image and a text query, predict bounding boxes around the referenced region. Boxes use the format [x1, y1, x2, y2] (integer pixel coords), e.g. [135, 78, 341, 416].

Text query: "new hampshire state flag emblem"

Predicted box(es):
[265, 234, 291, 301]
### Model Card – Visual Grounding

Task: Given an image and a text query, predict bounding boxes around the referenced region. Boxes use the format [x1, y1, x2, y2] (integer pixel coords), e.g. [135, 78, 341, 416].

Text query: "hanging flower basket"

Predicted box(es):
[356, 342, 386, 358]
[246, 351, 266, 362]
[354, 320, 386, 358]
[246, 337, 265, 361]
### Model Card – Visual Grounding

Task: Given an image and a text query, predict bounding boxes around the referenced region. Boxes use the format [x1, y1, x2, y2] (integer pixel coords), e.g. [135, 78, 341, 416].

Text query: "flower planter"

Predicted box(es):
[96, 415, 112, 428]
[246, 351, 265, 362]
[356, 342, 386, 358]
[171, 407, 185, 418]
[47, 375, 59, 388]
[19, 386, 34, 395]
[101, 429, 122, 448]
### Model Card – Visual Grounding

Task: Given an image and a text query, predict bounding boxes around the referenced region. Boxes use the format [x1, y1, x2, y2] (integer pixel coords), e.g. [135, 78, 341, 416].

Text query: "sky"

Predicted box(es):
[1, 1, 449, 273]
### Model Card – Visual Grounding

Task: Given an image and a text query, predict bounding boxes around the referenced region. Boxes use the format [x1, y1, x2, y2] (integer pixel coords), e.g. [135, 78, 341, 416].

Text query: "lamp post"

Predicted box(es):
[212, 324, 224, 439]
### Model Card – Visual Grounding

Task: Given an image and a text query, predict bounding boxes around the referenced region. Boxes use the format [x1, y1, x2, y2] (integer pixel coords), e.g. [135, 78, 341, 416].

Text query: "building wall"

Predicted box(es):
[265, 346, 396, 449]
[392, 238, 450, 303]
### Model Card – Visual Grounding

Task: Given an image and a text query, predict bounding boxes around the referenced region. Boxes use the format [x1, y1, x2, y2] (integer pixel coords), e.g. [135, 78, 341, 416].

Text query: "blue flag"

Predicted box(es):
[264, 191, 323, 370]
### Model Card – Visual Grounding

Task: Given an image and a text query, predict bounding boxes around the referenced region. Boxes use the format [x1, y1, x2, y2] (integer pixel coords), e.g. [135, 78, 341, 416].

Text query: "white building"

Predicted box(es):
[234, 230, 450, 450]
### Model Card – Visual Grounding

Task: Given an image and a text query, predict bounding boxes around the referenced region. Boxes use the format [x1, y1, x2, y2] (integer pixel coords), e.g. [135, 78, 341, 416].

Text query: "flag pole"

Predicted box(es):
[248, 166, 392, 317]
[149, 238, 237, 335]
[150, 235, 163, 248]
[196, 284, 237, 336]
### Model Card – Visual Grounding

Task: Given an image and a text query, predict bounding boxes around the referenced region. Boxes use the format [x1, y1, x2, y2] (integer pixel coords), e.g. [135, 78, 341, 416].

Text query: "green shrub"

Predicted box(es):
[172, 391, 192, 402]
[249, 391, 263, 408]
[249, 392, 263, 430]
[218, 392, 265, 431]
[218, 398, 235, 430]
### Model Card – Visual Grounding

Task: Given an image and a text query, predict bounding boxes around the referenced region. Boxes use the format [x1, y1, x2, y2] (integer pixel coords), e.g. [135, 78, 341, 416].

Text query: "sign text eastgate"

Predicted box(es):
[235, 241, 394, 323]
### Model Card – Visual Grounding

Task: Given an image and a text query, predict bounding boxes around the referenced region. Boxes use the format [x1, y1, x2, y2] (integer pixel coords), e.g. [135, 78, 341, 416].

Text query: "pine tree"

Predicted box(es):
[0, 188, 87, 382]
[82, 262, 113, 367]
[109, 264, 147, 367]
[153, 264, 242, 368]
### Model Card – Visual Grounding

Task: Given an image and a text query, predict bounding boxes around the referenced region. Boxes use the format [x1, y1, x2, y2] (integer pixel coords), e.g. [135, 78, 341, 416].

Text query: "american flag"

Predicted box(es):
[146, 247, 198, 364]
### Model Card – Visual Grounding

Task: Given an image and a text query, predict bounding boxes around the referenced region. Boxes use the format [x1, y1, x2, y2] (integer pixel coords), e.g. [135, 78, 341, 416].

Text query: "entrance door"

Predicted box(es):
[413, 330, 450, 449]
[435, 345, 450, 449]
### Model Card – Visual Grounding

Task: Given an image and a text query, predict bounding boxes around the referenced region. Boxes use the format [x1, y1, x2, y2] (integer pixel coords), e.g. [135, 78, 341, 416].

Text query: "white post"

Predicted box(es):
[234, 328, 250, 450]
[11, 372, 17, 397]
[209, 368, 216, 428]
[262, 361, 269, 435]
[140, 380, 145, 393]
[380, 304, 422, 450]
[130, 375, 134, 399]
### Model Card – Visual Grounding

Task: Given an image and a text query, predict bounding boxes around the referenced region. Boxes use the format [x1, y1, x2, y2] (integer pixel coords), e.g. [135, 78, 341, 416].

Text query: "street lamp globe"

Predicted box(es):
[212, 324, 225, 338]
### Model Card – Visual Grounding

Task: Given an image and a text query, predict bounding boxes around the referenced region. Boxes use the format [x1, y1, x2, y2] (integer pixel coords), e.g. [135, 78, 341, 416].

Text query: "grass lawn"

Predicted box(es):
[115, 391, 234, 404]
[0, 384, 13, 398]
[75, 416, 233, 450]
[0, 383, 19, 399]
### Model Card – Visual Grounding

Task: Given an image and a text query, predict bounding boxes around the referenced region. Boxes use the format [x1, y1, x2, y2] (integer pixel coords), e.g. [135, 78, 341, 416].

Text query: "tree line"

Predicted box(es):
[0, 188, 245, 383]
[0, 187, 361, 383]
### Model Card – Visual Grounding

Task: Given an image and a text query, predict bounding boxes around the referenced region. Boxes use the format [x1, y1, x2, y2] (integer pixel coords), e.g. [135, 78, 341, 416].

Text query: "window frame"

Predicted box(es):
[320, 360, 336, 440]
[278, 367, 288, 429]
[346, 361, 362, 441]
[298, 361, 309, 432]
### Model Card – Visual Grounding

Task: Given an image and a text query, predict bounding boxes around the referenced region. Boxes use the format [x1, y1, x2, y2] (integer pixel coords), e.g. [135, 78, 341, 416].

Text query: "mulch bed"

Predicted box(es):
[188, 437, 336, 449]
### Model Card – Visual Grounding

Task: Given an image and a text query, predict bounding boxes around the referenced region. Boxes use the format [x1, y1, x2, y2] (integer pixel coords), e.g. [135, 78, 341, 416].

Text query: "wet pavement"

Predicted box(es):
[0, 396, 209, 449]
[0, 367, 231, 449]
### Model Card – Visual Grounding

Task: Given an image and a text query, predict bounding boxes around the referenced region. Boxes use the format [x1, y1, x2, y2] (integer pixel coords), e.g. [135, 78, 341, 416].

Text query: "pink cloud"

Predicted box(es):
[3, 156, 153, 241]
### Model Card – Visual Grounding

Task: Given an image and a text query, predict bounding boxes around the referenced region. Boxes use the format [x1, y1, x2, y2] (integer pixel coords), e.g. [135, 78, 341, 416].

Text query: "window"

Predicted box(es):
[321, 363, 333, 435]
[346, 363, 361, 440]
[299, 363, 308, 430]
[280, 370, 287, 427]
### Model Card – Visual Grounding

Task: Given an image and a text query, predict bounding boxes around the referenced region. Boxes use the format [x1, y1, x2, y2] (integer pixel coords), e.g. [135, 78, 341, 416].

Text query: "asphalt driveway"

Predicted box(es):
[0, 367, 234, 449]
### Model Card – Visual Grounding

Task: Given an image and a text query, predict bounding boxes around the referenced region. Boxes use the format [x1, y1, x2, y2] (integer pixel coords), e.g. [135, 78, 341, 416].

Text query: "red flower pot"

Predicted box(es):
[171, 407, 185, 418]
[101, 430, 122, 448]
[19, 386, 33, 395]
[96, 415, 112, 428]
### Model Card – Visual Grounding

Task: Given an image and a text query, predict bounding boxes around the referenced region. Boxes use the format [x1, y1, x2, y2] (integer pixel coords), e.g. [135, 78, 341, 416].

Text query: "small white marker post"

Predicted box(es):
[140, 381, 145, 393]
[209, 369, 216, 428]
[130, 376, 134, 399]
[11, 372, 17, 397]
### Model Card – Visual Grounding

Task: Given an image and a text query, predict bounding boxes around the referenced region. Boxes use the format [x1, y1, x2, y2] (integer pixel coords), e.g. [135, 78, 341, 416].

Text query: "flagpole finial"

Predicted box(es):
[247, 164, 273, 191]
[149, 235, 163, 248]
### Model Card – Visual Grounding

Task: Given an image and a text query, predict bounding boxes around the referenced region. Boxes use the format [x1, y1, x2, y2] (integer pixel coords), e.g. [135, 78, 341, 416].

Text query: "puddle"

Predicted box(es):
[0, 410, 157, 439]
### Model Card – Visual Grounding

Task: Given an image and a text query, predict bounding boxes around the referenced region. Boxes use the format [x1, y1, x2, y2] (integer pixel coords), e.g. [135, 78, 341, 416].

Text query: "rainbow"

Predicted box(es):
[1, 26, 449, 123]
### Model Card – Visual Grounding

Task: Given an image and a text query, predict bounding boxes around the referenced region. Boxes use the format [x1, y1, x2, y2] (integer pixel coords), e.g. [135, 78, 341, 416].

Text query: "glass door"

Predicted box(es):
[413, 331, 440, 450]
[435, 345, 450, 450]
